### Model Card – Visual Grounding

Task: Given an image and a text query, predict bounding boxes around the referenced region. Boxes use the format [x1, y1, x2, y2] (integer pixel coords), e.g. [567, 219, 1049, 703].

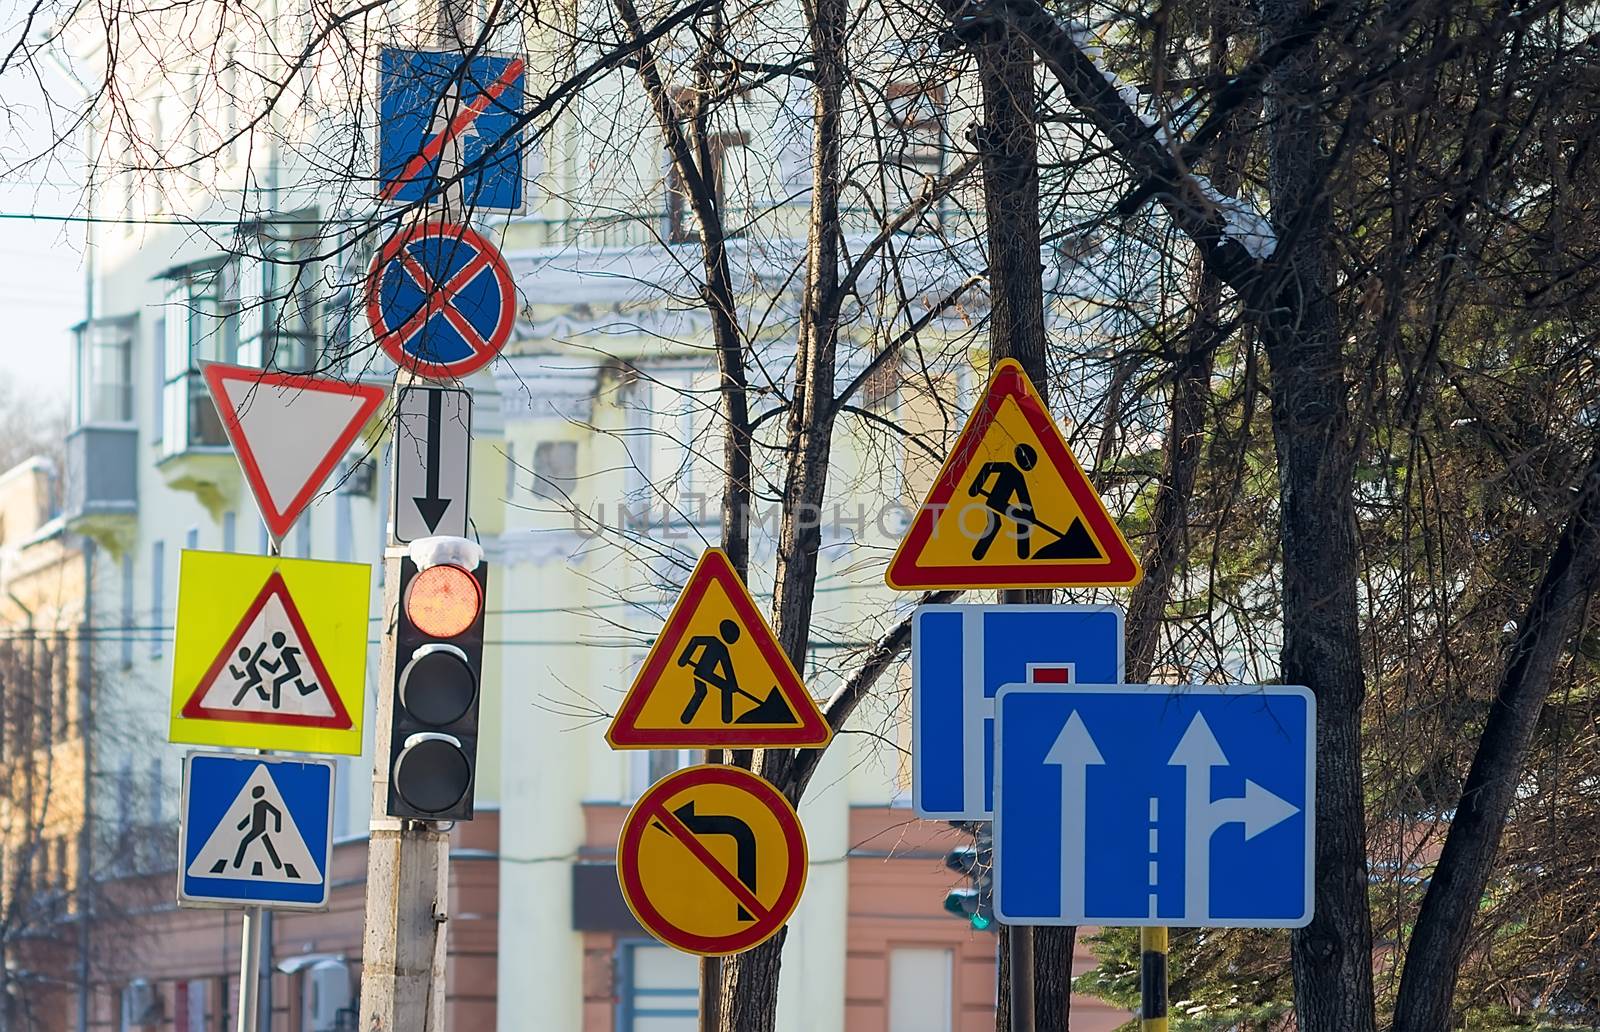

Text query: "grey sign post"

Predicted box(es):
[393, 386, 472, 542]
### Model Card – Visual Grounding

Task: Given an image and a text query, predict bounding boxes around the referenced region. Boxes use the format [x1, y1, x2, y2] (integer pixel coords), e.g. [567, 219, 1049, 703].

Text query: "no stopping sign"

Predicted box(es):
[365, 221, 516, 379]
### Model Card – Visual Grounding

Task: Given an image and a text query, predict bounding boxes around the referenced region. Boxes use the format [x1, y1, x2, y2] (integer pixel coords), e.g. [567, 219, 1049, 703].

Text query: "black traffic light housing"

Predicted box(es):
[386, 548, 488, 821]
[943, 821, 995, 930]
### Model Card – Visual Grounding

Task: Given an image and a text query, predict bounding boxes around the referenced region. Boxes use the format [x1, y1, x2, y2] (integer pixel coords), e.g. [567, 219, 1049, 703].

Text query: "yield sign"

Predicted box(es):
[364, 221, 517, 380]
[203, 363, 385, 543]
[885, 359, 1143, 590]
[606, 549, 831, 750]
[180, 572, 352, 729]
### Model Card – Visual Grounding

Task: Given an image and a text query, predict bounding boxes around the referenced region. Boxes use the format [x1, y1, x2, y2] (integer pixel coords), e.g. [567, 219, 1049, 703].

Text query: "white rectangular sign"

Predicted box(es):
[393, 386, 472, 542]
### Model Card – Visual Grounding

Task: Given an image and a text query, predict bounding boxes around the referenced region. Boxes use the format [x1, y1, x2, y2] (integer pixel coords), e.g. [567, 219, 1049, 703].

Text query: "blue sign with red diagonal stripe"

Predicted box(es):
[378, 48, 526, 212]
[365, 221, 517, 380]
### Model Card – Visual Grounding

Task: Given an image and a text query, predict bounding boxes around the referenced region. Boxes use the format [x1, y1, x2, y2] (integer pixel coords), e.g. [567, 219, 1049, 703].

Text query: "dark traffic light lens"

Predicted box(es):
[400, 645, 477, 726]
[405, 564, 483, 637]
[394, 737, 472, 815]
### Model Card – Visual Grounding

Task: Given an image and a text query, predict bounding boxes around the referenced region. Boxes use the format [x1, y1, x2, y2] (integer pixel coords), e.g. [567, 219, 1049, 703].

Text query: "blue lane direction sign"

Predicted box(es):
[178, 752, 335, 910]
[912, 604, 1123, 819]
[378, 48, 526, 211]
[993, 683, 1314, 928]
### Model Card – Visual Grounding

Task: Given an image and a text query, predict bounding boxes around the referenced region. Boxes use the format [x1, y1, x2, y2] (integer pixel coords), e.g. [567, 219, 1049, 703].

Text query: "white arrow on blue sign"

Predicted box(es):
[912, 604, 1123, 819]
[178, 751, 335, 910]
[992, 683, 1315, 928]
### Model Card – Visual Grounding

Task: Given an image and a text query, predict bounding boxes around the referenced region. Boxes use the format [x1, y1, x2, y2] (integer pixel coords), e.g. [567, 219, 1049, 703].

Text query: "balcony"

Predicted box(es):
[62, 426, 138, 551]
[155, 371, 239, 519]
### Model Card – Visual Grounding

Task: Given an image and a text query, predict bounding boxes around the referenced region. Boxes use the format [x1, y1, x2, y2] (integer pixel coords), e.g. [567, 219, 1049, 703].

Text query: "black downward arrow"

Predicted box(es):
[672, 801, 759, 921]
[413, 388, 452, 533]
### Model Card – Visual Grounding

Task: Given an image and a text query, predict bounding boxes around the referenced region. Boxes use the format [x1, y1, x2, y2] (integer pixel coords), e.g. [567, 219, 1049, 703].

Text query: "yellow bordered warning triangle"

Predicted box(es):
[607, 549, 831, 749]
[886, 359, 1143, 590]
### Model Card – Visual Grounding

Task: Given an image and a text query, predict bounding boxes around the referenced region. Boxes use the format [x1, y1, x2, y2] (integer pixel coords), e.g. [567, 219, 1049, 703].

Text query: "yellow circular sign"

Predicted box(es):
[617, 765, 808, 956]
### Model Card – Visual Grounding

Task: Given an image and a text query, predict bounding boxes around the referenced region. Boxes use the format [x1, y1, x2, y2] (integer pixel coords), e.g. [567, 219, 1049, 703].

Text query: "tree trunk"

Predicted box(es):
[1257, 0, 1376, 1026]
[719, 0, 848, 1022]
[1391, 443, 1600, 1031]
[972, 16, 1077, 1030]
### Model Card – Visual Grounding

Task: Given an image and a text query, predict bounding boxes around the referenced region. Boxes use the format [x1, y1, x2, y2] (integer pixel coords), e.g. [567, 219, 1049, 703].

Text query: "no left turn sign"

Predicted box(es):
[616, 764, 808, 956]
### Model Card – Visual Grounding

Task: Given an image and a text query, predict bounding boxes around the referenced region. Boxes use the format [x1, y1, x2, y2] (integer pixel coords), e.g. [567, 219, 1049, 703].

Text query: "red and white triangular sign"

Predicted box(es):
[203, 363, 386, 541]
[885, 359, 1142, 589]
[181, 572, 354, 729]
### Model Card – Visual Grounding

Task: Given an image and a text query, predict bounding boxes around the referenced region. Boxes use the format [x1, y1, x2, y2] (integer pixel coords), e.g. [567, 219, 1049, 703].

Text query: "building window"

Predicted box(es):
[160, 264, 230, 455]
[530, 441, 577, 502]
[150, 540, 165, 660]
[237, 237, 318, 372]
[616, 940, 697, 1030]
[886, 83, 947, 233]
[73, 321, 134, 425]
[120, 553, 135, 668]
[888, 947, 953, 1032]
[223, 511, 236, 553]
[628, 749, 692, 801]
[185, 525, 198, 551]
[665, 131, 748, 244]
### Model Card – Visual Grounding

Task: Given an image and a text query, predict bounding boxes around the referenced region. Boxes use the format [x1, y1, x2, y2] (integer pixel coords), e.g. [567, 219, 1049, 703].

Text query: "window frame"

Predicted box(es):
[614, 938, 698, 1030]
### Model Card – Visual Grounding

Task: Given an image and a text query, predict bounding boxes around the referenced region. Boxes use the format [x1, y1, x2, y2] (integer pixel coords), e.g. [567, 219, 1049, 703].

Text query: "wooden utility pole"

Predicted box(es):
[357, 369, 455, 1030]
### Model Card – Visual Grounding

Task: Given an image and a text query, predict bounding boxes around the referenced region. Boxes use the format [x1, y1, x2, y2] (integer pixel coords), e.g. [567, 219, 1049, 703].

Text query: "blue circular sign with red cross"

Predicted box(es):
[365, 221, 516, 379]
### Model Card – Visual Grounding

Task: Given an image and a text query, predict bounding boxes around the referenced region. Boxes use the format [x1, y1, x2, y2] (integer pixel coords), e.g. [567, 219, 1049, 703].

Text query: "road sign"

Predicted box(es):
[203, 363, 386, 544]
[378, 48, 526, 212]
[365, 221, 517, 380]
[885, 358, 1142, 590]
[393, 385, 471, 541]
[606, 549, 830, 749]
[178, 751, 335, 910]
[913, 604, 1123, 819]
[992, 683, 1314, 928]
[617, 764, 807, 956]
[170, 551, 372, 754]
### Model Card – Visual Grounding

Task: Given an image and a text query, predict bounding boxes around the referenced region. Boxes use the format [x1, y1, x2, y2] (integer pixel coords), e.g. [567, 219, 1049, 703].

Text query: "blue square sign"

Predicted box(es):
[178, 752, 335, 910]
[912, 604, 1123, 819]
[378, 49, 526, 211]
[993, 683, 1314, 927]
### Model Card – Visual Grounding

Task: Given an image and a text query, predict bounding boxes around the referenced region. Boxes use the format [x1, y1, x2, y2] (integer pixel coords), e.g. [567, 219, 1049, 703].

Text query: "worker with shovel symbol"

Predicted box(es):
[966, 442, 1106, 563]
[676, 620, 797, 726]
[968, 443, 1041, 561]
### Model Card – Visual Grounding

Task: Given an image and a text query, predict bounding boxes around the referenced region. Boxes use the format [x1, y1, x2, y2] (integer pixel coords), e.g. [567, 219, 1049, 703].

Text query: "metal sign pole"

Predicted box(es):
[235, 908, 262, 1030]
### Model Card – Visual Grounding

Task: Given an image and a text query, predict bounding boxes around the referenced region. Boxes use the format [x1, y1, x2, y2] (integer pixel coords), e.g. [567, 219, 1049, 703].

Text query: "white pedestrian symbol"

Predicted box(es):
[188, 765, 322, 886]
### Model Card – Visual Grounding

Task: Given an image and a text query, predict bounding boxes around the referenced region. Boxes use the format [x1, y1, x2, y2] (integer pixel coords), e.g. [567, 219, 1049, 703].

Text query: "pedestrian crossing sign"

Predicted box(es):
[170, 550, 371, 755]
[178, 751, 335, 910]
[885, 359, 1143, 590]
[606, 549, 831, 749]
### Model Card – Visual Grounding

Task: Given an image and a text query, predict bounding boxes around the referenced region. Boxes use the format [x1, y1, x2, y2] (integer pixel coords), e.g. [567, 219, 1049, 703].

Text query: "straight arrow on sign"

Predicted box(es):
[393, 386, 472, 543]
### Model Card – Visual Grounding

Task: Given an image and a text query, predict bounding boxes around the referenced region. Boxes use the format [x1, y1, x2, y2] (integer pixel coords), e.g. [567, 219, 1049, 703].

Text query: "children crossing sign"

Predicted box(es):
[606, 549, 830, 749]
[170, 551, 371, 755]
[885, 359, 1143, 590]
[179, 752, 335, 910]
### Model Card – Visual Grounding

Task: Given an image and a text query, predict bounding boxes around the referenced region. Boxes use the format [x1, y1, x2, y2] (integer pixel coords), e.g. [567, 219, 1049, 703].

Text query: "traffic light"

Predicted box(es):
[387, 537, 488, 821]
[943, 822, 994, 931]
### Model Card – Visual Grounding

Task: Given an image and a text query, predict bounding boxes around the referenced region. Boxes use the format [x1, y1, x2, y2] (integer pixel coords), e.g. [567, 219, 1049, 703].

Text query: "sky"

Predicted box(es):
[0, 0, 88, 403]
